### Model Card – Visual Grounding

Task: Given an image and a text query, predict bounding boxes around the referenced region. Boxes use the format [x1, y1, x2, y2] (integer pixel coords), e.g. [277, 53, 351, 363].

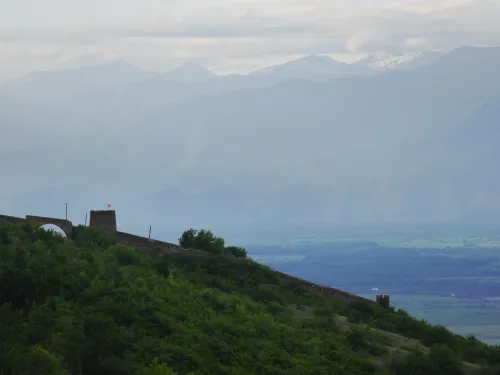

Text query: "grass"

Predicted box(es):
[290, 305, 483, 375]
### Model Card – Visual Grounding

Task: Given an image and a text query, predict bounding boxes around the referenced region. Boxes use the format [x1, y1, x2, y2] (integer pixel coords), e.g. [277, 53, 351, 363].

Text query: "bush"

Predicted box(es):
[266, 301, 284, 314]
[347, 328, 366, 350]
[224, 246, 247, 259]
[394, 346, 465, 375]
[72, 225, 116, 249]
[392, 351, 435, 375]
[347, 310, 363, 324]
[349, 301, 377, 318]
[421, 325, 455, 349]
[428, 344, 464, 375]
[313, 302, 338, 317]
[179, 229, 225, 254]
[178, 229, 248, 259]
[367, 343, 388, 357]
[479, 364, 500, 375]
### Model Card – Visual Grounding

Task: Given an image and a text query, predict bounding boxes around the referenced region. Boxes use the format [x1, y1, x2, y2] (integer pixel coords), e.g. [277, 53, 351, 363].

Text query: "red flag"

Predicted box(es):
[107, 204, 111, 209]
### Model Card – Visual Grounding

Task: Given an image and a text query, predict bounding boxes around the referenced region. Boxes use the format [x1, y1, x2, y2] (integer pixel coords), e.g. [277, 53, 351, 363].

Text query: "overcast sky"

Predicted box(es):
[0, 0, 499, 81]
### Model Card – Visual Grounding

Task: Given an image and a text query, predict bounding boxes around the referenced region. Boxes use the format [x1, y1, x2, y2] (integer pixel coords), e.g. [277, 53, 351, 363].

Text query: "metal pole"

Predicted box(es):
[149, 225, 152, 239]
[84, 212, 88, 226]
[64, 203, 68, 221]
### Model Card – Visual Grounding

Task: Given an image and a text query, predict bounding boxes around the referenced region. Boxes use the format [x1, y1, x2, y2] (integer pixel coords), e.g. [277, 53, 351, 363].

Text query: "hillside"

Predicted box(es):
[1, 223, 500, 374]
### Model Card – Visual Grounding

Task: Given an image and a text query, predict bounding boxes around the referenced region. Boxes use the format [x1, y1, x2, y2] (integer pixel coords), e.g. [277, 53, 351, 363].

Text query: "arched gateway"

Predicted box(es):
[25, 215, 73, 237]
[0, 214, 73, 237]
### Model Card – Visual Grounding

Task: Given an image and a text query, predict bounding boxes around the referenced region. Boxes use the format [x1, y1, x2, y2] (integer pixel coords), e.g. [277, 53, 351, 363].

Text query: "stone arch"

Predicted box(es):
[36, 224, 69, 237]
[26, 215, 73, 237]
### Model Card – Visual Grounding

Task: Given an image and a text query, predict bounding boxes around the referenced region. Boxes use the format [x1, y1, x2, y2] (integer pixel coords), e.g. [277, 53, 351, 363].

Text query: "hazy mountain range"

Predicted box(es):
[0, 49, 445, 100]
[1, 45, 499, 240]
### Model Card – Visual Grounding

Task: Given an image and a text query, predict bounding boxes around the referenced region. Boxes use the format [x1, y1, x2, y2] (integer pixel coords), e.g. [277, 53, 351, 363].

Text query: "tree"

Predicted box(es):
[179, 229, 224, 253]
[428, 344, 464, 375]
[141, 358, 177, 375]
[178, 228, 197, 249]
[179, 229, 247, 257]
[392, 351, 434, 375]
[224, 246, 247, 259]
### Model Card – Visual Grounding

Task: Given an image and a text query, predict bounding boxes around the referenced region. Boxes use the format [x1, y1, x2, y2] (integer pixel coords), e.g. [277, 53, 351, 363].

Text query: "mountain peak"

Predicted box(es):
[252, 54, 347, 78]
[163, 63, 217, 82]
[354, 51, 418, 69]
[298, 54, 338, 62]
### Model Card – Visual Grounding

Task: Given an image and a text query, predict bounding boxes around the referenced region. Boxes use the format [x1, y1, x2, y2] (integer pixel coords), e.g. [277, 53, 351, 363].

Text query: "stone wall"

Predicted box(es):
[0, 214, 26, 226]
[276, 271, 377, 305]
[115, 231, 182, 253]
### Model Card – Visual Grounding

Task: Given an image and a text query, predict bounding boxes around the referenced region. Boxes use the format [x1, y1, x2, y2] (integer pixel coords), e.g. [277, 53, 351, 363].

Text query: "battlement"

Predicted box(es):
[376, 294, 390, 309]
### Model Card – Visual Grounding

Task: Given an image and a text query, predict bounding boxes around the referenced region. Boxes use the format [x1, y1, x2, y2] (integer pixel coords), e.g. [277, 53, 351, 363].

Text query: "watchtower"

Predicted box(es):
[376, 294, 390, 309]
[89, 210, 117, 234]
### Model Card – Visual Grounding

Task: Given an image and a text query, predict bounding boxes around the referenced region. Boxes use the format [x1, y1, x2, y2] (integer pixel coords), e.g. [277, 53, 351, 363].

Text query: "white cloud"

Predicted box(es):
[0, 0, 499, 80]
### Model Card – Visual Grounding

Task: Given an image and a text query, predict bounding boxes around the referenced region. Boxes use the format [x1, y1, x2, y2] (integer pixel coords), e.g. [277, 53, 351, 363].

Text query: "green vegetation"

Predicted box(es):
[179, 228, 247, 258]
[1, 223, 500, 374]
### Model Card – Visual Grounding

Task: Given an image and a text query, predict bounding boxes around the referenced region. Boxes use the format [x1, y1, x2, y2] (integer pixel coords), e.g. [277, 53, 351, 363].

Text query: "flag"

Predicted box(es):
[107, 204, 111, 209]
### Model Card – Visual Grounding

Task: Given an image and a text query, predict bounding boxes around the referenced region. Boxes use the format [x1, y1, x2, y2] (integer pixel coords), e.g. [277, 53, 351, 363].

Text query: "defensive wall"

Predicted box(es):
[0, 211, 388, 308]
[275, 271, 379, 305]
[115, 231, 183, 252]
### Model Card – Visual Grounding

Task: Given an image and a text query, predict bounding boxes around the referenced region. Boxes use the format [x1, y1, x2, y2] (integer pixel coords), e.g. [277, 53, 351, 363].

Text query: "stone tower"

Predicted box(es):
[89, 210, 117, 234]
[376, 294, 390, 309]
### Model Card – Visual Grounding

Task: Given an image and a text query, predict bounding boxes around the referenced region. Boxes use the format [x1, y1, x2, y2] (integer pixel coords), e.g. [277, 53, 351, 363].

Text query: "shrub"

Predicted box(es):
[347, 310, 363, 324]
[349, 300, 376, 318]
[367, 343, 388, 357]
[347, 328, 366, 350]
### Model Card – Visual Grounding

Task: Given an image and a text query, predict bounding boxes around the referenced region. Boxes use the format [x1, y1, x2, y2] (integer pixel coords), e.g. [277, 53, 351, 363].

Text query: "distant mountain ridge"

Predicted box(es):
[250, 54, 358, 80]
[0, 48, 453, 100]
[2, 45, 500, 230]
[0, 59, 154, 99]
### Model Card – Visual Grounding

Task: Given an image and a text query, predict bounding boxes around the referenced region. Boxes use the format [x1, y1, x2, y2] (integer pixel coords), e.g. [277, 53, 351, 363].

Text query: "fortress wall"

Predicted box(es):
[116, 231, 183, 252]
[276, 271, 377, 305]
[0, 214, 26, 226]
[1, 212, 385, 307]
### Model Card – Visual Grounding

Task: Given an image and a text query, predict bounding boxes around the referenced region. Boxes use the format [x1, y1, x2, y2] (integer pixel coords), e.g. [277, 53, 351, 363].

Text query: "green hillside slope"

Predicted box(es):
[1, 223, 500, 375]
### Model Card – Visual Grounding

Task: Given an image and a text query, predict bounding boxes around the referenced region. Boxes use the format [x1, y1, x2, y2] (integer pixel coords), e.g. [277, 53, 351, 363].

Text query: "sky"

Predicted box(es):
[0, 0, 499, 81]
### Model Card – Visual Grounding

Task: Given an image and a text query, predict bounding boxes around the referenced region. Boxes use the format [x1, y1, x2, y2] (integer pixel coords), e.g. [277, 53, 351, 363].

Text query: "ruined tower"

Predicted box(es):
[89, 210, 117, 234]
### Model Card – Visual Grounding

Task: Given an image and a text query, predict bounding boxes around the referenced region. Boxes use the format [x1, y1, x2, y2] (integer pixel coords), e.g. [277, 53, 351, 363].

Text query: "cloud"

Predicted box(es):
[0, 0, 499, 79]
